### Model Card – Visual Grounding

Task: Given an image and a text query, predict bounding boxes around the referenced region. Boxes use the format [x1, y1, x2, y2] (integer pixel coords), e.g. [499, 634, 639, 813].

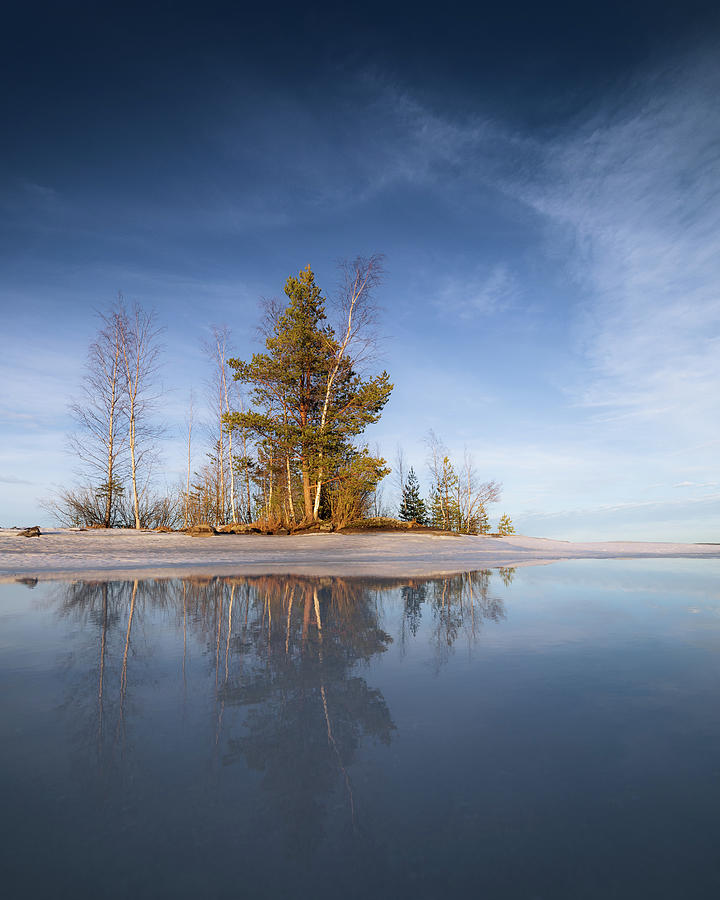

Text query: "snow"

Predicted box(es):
[1, 528, 718, 581]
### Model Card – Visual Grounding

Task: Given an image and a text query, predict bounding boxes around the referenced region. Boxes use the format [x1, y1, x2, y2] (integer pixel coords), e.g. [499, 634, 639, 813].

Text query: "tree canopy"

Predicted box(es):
[226, 264, 392, 524]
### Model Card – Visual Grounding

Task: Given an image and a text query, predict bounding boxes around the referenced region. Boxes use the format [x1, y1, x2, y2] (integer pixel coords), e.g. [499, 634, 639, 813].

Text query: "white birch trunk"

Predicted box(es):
[312, 268, 369, 519]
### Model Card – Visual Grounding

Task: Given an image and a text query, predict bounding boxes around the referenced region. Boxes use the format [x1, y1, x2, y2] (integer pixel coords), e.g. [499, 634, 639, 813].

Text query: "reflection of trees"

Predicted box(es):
[50, 568, 512, 848]
[216, 576, 395, 853]
[54, 579, 175, 763]
[400, 569, 511, 667]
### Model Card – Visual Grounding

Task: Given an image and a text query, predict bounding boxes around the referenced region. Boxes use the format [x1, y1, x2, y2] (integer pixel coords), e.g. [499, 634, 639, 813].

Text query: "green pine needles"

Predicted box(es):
[496, 513, 516, 535]
[398, 467, 428, 524]
[225, 260, 392, 526]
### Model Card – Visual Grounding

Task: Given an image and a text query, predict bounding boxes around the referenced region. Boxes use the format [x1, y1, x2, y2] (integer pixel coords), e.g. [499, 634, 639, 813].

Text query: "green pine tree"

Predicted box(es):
[398, 467, 428, 524]
[497, 513, 515, 535]
[226, 265, 392, 523]
[474, 505, 490, 534]
[429, 456, 460, 530]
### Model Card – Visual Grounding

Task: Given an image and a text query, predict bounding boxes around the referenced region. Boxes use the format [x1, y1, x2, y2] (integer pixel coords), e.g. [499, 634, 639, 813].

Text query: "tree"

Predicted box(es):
[425, 431, 456, 530]
[328, 446, 390, 527]
[475, 505, 490, 534]
[203, 326, 239, 526]
[68, 301, 128, 527]
[311, 255, 384, 519]
[227, 263, 392, 524]
[458, 450, 501, 534]
[429, 455, 460, 530]
[118, 301, 163, 530]
[426, 431, 501, 533]
[497, 513, 515, 535]
[398, 467, 427, 524]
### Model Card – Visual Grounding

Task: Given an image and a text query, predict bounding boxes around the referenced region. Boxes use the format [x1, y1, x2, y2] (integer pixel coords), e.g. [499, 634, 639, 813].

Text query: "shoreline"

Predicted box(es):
[1, 528, 718, 582]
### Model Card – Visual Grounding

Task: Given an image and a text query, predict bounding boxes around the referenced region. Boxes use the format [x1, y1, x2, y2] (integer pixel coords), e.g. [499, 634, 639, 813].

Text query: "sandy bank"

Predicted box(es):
[1, 528, 718, 581]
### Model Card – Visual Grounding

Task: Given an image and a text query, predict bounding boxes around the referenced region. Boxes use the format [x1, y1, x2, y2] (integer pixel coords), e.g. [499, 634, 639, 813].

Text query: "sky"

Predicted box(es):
[1, 0, 719, 539]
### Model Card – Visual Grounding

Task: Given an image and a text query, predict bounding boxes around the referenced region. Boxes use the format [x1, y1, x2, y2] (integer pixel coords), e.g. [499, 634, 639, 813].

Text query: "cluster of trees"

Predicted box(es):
[224, 258, 392, 528]
[52, 255, 513, 533]
[48, 300, 168, 529]
[394, 436, 515, 535]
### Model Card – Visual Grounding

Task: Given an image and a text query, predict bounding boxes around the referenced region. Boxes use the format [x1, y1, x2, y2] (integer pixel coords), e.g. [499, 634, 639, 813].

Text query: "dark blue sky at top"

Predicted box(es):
[2, 0, 720, 537]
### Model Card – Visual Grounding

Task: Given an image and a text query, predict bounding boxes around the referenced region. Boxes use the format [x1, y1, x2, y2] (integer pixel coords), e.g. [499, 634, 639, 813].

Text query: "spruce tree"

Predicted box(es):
[398, 467, 427, 524]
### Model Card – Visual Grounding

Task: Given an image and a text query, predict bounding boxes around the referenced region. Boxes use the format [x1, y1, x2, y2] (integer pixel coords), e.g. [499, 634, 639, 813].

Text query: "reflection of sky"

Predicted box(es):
[2, 4, 720, 538]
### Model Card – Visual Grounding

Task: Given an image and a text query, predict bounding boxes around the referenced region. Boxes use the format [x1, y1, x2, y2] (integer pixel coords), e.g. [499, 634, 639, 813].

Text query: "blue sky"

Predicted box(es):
[1, 1, 719, 539]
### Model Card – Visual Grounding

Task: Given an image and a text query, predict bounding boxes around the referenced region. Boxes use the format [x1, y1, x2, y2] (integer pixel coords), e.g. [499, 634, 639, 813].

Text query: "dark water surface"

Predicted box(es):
[2, 560, 720, 899]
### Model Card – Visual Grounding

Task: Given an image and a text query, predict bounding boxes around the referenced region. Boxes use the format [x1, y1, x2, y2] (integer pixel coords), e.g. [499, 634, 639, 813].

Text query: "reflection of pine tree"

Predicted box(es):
[401, 583, 427, 635]
[398, 467, 427, 524]
[498, 567, 516, 587]
[220, 578, 395, 855]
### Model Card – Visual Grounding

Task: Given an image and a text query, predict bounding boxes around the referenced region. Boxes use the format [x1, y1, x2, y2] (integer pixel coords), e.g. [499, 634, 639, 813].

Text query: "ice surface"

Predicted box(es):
[1, 528, 718, 581]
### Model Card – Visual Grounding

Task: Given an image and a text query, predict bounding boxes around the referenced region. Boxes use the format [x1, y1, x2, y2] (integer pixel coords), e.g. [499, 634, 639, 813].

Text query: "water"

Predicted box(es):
[2, 560, 720, 898]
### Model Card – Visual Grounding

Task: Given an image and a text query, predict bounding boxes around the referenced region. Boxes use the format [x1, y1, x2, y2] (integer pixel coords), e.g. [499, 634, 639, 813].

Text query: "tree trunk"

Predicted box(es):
[185, 410, 192, 528]
[218, 429, 226, 525]
[128, 409, 141, 529]
[312, 263, 371, 520]
[104, 415, 115, 528]
[221, 360, 237, 524]
[286, 453, 295, 522]
[227, 425, 237, 523]
[103, 327, 122, 527]
[302, 465, 313, 521]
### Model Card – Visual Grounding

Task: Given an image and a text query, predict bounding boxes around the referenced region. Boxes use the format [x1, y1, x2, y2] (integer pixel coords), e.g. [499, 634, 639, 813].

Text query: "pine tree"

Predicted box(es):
[398, 467, 427, 524]
[429, 455, 460, 530]
[474, 505, 490, 534]
[497, 513, 515, 535]
[226, 265, 392, 522]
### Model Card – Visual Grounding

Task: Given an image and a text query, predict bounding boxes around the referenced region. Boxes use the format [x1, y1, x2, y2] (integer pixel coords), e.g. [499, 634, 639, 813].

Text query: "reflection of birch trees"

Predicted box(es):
[54, 578, 173, 763]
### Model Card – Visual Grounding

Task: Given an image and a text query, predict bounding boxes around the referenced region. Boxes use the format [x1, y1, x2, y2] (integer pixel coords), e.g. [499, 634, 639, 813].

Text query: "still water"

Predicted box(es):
[2, 560, 720, 898]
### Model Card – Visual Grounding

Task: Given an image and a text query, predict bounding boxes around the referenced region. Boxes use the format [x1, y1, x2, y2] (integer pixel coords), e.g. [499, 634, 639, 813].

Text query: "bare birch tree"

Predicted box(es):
[458, 450, 501, 533]
[203, 327, 233, 525]
[68, 300, 128, 527]
[392, 443, 407, 511]
[312, 253, 384, 519]
[118, 302, 163, 530]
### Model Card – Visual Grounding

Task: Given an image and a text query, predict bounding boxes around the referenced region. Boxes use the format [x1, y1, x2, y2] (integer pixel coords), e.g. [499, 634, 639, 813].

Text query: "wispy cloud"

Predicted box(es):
[517, 53, 720, 451]
[435, 263, 520, 317]
[515, 492, 720, 541]
[210, 75, 516, 226]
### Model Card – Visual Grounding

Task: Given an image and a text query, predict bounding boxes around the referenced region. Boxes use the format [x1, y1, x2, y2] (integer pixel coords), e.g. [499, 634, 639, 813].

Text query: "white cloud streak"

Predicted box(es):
[518, 55, 720, 450]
